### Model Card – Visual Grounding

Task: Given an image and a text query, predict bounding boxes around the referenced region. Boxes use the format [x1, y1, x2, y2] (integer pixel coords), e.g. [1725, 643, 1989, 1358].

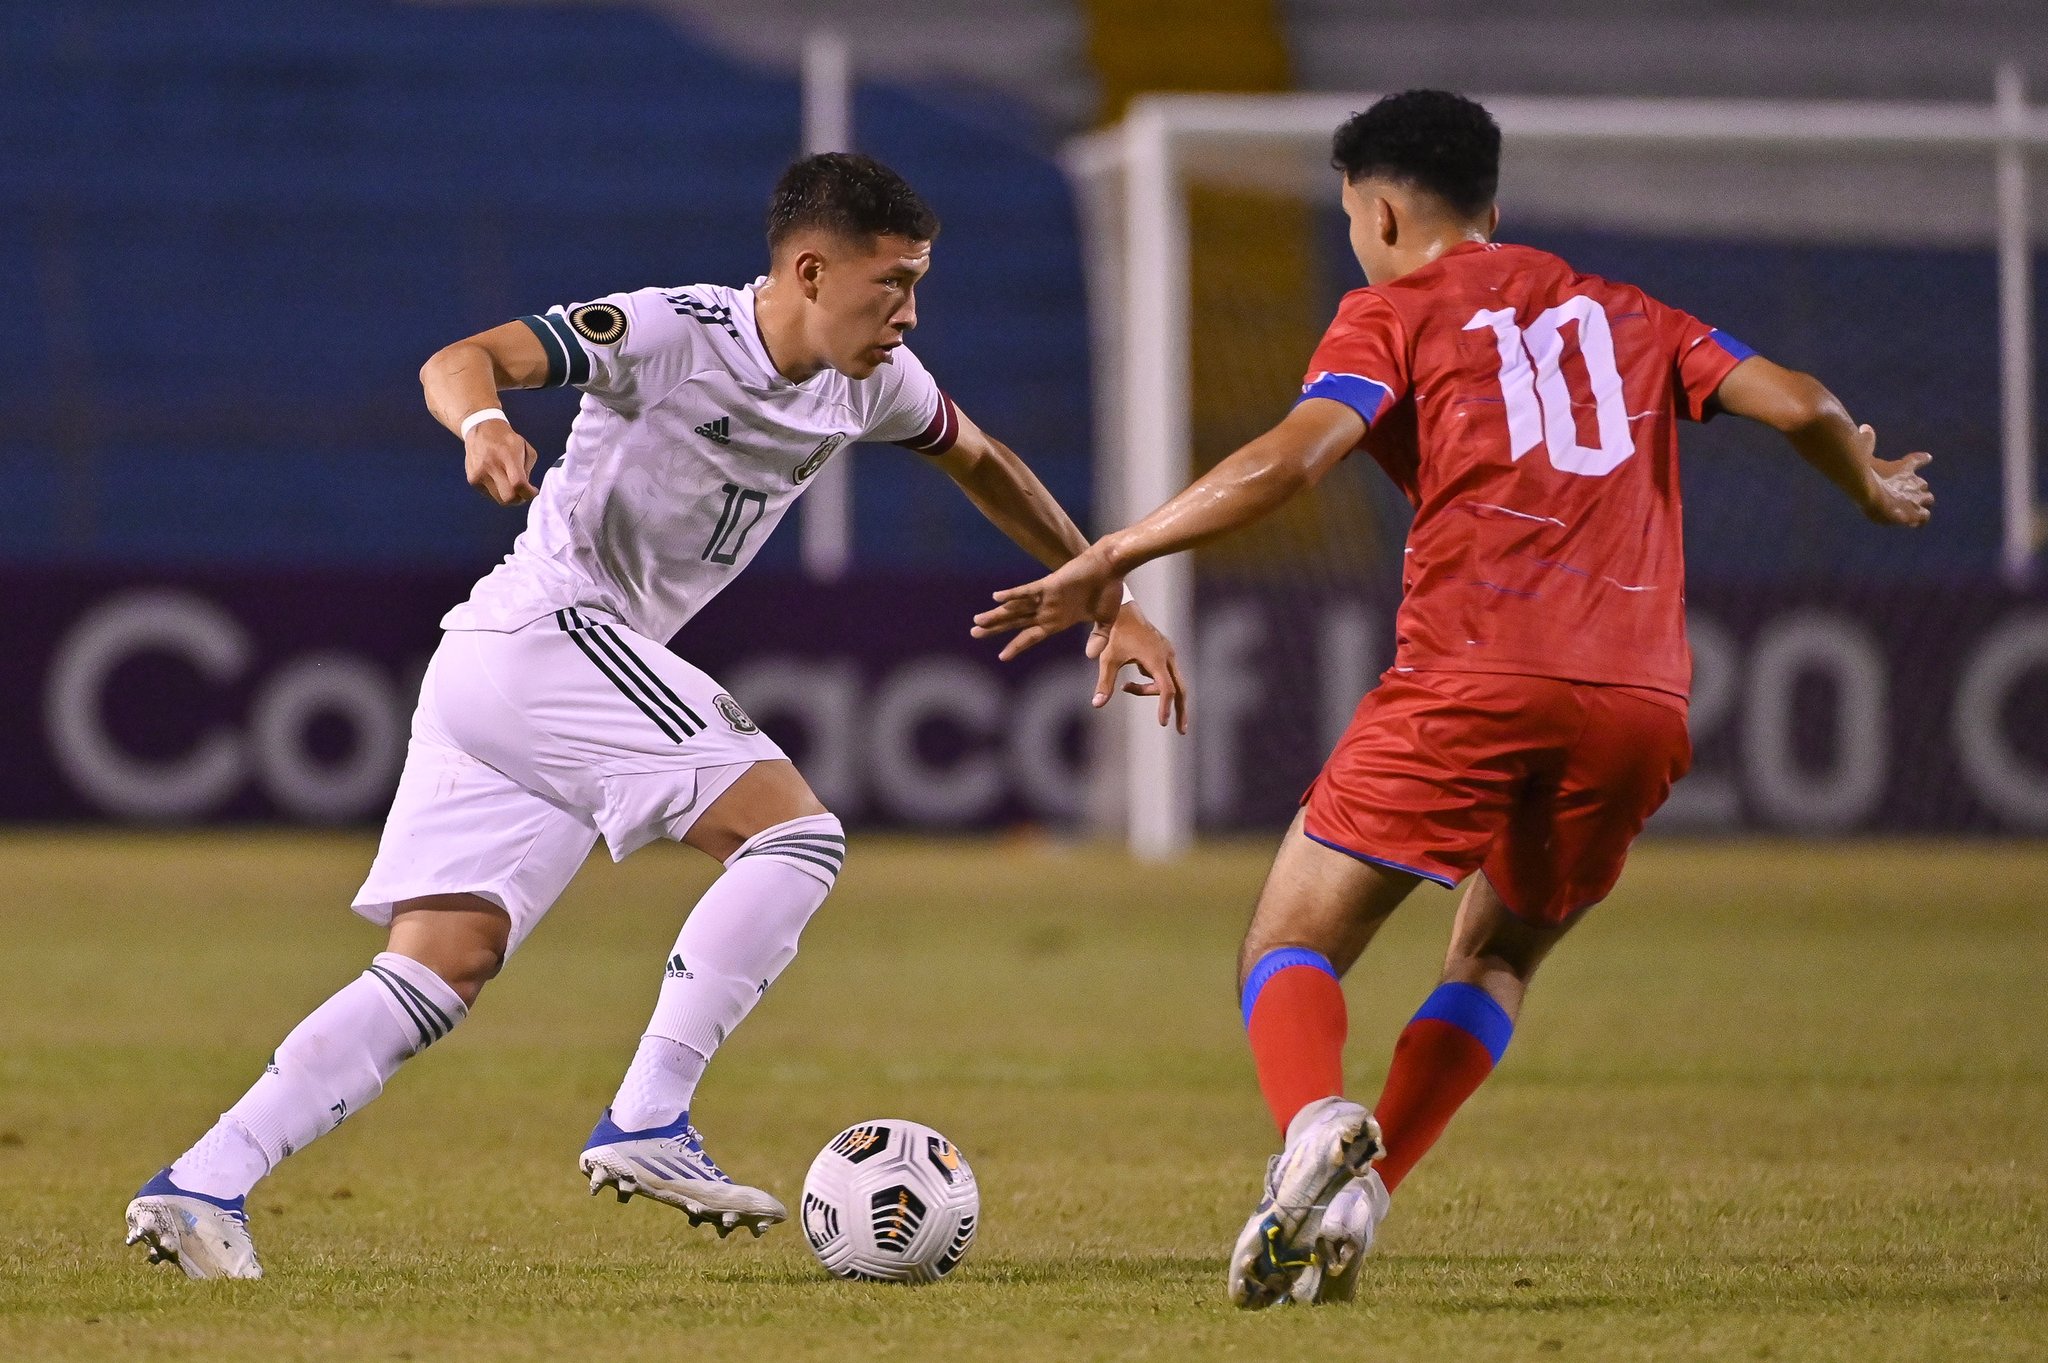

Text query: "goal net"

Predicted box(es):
[1069, 87, 2046, 857]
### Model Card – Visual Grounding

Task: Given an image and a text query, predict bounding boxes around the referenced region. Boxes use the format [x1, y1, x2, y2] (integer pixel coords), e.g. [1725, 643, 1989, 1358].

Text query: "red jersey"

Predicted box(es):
[1301, 241, 1754, 699]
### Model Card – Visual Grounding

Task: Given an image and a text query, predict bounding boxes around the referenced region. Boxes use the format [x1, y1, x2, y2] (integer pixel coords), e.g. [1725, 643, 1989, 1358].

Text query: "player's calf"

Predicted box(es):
[586, 810, 845, 1236]
[126, 951, 469, 1275]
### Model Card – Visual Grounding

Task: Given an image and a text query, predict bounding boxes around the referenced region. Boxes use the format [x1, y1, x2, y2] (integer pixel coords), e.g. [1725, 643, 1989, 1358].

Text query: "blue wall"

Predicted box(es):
[0, 1, 1094, 572]
[4, 2, 2029, 585]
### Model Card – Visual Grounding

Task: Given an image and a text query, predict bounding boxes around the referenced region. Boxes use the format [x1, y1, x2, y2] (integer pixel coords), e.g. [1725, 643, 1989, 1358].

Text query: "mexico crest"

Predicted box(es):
[714, 693, 759, 735]
[794, 433, 846, 483]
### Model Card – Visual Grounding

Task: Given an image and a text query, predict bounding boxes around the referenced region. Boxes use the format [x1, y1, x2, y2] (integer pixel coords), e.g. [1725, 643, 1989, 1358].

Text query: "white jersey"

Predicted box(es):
[443, 280, 959, 642]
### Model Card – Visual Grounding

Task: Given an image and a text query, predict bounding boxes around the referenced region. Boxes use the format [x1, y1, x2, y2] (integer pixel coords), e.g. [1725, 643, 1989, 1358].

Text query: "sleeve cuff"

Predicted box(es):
[1297, 371, 1394, 426]
[1708, 329, 1757, 363]
[517, 312, 591, 389]
[894, 392, 961, 455]
[1685, 330, 1758, 421]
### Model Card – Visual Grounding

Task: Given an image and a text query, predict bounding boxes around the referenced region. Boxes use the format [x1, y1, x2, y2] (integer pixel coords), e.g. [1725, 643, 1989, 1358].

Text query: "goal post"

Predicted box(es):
[1067, 80, 2048, 861]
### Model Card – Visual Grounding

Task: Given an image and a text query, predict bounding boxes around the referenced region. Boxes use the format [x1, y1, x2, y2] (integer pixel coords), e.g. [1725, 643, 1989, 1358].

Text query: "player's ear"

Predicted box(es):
[1374, 194, 1399, 249]
[1485, 203, 1501, 239]
[794, 247, 826, 301]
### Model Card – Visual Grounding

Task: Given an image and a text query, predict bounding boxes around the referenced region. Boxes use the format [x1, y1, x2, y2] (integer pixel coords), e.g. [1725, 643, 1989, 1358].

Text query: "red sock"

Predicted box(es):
[1242, 949, 1347, 1135]
[1371, 982, 1513, 1193]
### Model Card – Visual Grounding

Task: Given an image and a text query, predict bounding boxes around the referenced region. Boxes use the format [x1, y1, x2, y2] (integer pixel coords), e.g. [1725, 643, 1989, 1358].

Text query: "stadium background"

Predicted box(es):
[4, 0, 2046, 837]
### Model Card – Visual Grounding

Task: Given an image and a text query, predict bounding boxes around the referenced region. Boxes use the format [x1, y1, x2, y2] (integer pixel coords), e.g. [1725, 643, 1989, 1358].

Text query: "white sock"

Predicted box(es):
[609, 1035, 710, 1131]
[607, 814, 843, 1131]
[167, 1119, 268, 1200]
[168, 952, 467, 1199]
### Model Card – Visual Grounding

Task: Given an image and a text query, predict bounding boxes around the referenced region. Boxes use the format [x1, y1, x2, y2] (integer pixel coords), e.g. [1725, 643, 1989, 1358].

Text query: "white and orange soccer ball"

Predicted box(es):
[800, 1119, 978, 1283]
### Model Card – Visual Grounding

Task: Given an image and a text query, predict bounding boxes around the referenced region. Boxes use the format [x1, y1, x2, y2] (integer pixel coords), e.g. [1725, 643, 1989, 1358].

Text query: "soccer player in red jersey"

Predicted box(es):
[972, 90, 1934, 1308]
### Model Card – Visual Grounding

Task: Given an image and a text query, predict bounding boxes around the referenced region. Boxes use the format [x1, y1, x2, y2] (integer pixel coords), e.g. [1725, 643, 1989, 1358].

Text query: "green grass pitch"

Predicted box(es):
[1, 831, 2043, 1361]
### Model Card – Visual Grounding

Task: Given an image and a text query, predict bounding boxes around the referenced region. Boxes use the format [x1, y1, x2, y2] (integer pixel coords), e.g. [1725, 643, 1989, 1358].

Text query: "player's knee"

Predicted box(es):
[385, 896, 510, 1005]
[385, 946, 499, 1009]
[430, 937, 506, 1004]
[1237, 929, 1289, 989]
[682, 760, 830, 861]
[1442, 928, 1551, 988]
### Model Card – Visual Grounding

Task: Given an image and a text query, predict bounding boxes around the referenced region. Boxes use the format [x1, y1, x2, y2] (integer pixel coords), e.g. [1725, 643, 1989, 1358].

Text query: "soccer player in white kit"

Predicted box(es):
[124, 153, 1187, 1279]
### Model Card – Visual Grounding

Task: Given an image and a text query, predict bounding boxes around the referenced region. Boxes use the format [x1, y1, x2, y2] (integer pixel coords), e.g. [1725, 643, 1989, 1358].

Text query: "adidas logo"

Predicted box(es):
[694, 416, 731, 446]
[666, 953, 693, 979]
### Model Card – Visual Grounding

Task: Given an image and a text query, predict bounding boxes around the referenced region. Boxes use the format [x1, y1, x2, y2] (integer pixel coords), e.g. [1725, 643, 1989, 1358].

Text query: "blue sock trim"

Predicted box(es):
[1411, 982, 1514, 1065]
[1240, 947, 1338, 1028]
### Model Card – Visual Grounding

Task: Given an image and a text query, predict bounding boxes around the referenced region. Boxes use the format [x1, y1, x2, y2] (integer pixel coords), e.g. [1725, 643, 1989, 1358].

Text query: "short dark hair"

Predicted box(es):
[1330, 90, 1501, 219]
[766, 153, 939, 253]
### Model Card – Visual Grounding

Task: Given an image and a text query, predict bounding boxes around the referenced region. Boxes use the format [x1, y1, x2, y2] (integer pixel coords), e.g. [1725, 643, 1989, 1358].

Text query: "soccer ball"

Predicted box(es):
[800, 1119, 978, 1283]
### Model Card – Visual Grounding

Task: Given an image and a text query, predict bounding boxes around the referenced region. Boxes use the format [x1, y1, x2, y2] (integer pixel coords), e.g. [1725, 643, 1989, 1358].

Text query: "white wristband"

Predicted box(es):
[1120, 583, 1136, 605]
[459, 407, 508, 438]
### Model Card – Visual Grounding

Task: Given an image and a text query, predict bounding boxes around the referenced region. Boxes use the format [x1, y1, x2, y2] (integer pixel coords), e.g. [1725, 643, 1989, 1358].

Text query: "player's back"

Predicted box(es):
[1307, 241, 1751, 699]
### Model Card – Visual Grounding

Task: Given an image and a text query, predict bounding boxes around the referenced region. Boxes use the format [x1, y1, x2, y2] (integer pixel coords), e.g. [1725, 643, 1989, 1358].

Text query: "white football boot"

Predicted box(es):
[123, 1169, 263, 1280]
[1288, 1166, 1390, 1305]
[578, 1109, 785, 1237]
[1226, 1096, 1384, 1309]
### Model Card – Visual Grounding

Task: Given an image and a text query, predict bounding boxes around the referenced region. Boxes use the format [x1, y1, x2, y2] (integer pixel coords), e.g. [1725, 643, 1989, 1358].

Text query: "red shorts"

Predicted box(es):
[1301, 670, 1691, 925]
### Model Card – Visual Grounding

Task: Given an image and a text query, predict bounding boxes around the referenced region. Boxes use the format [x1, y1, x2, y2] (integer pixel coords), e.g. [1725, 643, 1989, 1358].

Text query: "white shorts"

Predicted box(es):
[352, 610, 786, 953]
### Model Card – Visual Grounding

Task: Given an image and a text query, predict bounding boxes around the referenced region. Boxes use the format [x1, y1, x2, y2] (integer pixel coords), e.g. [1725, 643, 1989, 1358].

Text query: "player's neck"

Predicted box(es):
[1378, 226, 1489, 284]
[752, 277, 832, 384]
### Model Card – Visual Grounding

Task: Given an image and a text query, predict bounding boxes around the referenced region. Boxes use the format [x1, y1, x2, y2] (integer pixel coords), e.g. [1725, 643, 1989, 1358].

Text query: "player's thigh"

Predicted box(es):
[1482, 686, 1690, 926]
[438, 618, 792, 864]
[353, 730, 599, 961]
[1240, 809, 1425, 983]
[1303, 671, 1539, 894]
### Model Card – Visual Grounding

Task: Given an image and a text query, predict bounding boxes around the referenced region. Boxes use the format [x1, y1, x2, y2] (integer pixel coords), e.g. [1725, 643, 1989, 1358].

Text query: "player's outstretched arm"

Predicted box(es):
[419, 321, 553, 506]
[931, 407, 1188, 730]
[971, 397, 1365, 657]
[1713, 356, 1934, 528]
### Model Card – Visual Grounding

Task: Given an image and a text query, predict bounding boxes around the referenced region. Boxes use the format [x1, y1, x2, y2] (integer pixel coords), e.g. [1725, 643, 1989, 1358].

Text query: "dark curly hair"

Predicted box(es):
[1330, 90, 1501, 219]
[767, 153, 940, 252]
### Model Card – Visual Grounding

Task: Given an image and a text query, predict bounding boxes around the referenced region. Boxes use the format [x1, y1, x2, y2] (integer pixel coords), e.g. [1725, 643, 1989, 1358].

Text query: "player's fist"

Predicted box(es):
[1860, 438, 1934, 529]
[464, 420, 540, 505]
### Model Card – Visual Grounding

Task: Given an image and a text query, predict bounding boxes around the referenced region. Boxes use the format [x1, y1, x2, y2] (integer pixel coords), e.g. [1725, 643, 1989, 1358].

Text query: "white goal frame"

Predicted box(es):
[1067, 76, 2048, 861]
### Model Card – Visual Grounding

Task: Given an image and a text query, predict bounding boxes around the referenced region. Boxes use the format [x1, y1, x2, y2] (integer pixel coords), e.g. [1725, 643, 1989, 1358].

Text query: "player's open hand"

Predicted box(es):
[1857, 431, 1933, 528]
[465, 421, 541, 505]
[1866, 450, 1933, 527]
[972, 545, 1118, 660]
[1087, 602, 1189, 732]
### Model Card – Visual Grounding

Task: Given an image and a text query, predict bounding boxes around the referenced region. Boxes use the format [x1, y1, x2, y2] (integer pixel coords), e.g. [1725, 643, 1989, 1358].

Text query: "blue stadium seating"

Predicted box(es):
[1, 2, 2028, 581]
[0, 0, 1091, 570]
